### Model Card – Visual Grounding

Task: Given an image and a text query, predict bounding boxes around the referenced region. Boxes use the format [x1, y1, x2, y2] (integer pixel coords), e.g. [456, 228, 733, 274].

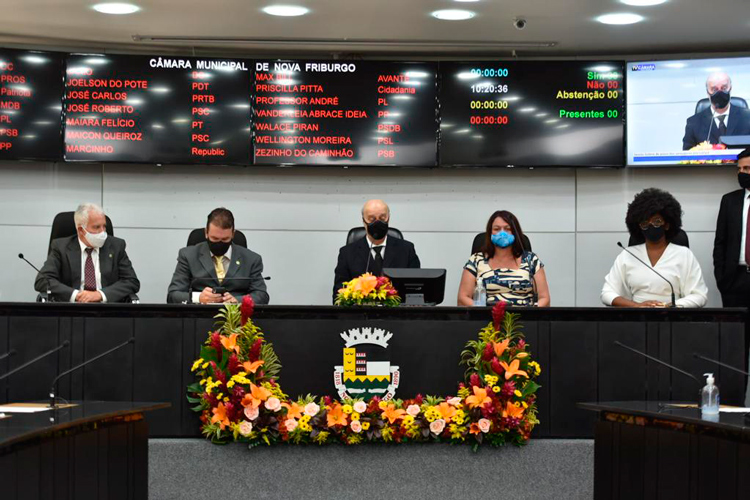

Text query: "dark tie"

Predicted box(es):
[717, 115, 727, 137]
[372, 246, 384, 276]
[84, 248, 97, 291]
[745, 199, 750, 265]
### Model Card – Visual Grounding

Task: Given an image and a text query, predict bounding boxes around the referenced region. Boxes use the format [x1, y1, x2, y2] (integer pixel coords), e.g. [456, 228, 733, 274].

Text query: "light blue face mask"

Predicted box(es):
[491, 231, 515, 248]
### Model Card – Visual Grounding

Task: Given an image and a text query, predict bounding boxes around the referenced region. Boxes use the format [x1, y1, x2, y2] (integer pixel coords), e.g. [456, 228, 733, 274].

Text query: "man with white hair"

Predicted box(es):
[682, 72, 750, 150]
[34, 203, 140, 302]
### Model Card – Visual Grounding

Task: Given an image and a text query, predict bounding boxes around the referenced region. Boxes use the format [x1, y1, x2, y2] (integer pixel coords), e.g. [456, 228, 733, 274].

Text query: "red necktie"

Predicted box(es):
[84, 248, 97, 291]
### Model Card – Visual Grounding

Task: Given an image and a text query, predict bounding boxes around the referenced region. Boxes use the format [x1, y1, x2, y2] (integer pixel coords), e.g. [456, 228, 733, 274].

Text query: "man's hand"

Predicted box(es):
[222, 293, 238, 304]
[637, 300, 667, 308]
[199, 287, 223, 304]
[76, 291, 103, 303]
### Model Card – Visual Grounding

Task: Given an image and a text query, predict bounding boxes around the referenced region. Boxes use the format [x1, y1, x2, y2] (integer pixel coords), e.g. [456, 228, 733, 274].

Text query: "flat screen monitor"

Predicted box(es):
[626, 56, 750, 166]
[440, 61, 625, 167]
[384, 268, 446, 306]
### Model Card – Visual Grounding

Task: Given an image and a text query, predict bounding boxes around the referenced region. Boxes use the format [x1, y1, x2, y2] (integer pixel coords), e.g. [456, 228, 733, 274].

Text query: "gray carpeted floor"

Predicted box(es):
[149, 438, 594, 500]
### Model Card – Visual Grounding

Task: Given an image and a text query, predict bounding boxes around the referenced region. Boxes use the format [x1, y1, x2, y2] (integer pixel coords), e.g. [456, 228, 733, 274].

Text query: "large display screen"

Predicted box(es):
[627, 57, 750, 166]
[0, 49, 63, 161]
[252, 60, 438, 166]
[440, 61, 624, 167]
[63, 54, 252, 163]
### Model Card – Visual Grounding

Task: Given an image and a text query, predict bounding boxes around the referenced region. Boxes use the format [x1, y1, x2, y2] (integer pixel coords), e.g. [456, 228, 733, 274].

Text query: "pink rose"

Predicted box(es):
[265, 397, 281, 412]
[350, 420, 363, 433]
[406, 404, 421, 417]
[429, 419, 446, 435]
[239, 421, 253, 436]
[478, 418, 491, 433]
[447, 397, 462, 407]
[244, 406, 259, 421]
[304, 402, 320, 417]
[285, 419, 298, 432]
[353, 401, 367, 414]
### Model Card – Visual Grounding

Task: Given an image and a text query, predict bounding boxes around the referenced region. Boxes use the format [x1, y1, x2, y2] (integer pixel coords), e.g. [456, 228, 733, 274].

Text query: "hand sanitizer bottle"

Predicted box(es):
[473, 277, 487, 306]
[700, 372, 720, 416]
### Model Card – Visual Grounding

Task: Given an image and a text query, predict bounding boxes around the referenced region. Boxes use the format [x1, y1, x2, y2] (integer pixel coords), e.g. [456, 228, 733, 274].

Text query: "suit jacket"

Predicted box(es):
[713, 189, 746, 294]
[34, 235, 140, 303]
[167, 242, 269, 304]
[683, 107, 750, 150]
[332, 236, 420, 301]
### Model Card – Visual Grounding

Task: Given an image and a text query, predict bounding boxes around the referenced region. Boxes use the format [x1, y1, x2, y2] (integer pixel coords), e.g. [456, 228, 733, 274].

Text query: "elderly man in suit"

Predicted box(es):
[34, 203, 140, 303]
[167, 207, 269, 304]
[332, 199, 420, 302]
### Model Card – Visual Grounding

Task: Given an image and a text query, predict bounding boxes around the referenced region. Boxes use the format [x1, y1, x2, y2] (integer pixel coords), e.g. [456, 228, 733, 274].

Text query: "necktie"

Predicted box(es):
[745, 198, 750, 265]
[372, 246, 384, 276]
[214, 255, 225, 283]
[84, 248, 96, 291]
[717, 115, 727, 137]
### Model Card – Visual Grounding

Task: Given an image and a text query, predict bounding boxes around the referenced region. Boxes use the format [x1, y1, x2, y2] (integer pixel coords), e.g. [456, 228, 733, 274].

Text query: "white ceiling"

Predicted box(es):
[0, 0, 748, 58]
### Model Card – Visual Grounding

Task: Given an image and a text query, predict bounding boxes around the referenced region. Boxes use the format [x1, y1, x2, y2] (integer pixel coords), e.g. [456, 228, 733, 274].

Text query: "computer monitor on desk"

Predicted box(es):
[384, 268, 446, 306]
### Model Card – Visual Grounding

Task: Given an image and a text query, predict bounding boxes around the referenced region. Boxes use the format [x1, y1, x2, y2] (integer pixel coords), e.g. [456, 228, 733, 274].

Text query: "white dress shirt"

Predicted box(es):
[712, 103, 731, 130]
[739, 189, 750, 265]
[368, 235, 387, 261]
[192, 246, 232, 304]
[70, 238, 107, 303]
[601, 243, 708, 308]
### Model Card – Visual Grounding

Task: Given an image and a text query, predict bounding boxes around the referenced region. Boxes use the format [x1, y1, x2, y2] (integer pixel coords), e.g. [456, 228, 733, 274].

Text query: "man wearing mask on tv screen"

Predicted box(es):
[332, 199, 420, 302]
[682, 72, 750, 150]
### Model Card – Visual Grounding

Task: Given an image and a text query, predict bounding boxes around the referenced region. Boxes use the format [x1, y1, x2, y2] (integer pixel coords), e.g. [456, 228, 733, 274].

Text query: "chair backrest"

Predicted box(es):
[627, 229, 690, 248]
[48, 211, 114, 255]
[470, 232, 532, 255]
[695, 96, 748, 115]
[187, 228, 248, 248]
[346, 227, 403, 245]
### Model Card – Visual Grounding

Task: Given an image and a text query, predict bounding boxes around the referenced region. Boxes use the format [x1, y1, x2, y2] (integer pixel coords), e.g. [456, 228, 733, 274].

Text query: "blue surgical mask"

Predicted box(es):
[491, 231, 515, 248]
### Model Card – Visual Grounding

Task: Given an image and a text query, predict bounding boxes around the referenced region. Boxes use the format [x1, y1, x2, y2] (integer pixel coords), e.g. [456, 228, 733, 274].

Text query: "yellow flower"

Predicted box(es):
[351, 412, 360, 421]
[514, 390, 522, 397]
[217, 393, 223, 400]
[381, 426, 394, 442]
[226, 380, 235, 389]
[522, 402, 528, 408]
[191, 358, 203, 372]
[201, 362, 209, 369]
[454, 417, 465, 425]
[362, 421, 371, 431]
[378, 400, 388, 410]
[402, 415, 415, 426]
[492, 386, 501, 393]
[342, 404, 353, 414]
[199, 379, 207, 386]
[223, 397, 230, 403]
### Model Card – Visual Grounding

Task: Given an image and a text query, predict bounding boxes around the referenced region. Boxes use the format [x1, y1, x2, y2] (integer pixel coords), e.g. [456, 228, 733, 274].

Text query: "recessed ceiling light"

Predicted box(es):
[620, 0, 667, 5]
[596, 13, 644, 25]
[454, 0, 479, 2]
[431, 9, 475, 21]
[262, 5, 309, 16]
[92, 3, 140, 14]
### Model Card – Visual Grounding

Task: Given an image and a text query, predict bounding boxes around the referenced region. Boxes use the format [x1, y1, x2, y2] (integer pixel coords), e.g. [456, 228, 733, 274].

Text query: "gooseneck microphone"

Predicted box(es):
[616, 242, 676, 307]
[0, 341, 69, 381]
[693, 352, 750, 376]
[0, 349, 16, 361]
[615, 341, 701, 386]
[49, 337, 134, 408]
[18, 253, 52, 302]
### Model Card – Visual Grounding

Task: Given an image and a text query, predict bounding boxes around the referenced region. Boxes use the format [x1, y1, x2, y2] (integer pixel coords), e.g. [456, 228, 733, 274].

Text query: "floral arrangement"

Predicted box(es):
[188, 298, 540, 449]
[334, 272, 401, 307]
[681, 141, 734, 164]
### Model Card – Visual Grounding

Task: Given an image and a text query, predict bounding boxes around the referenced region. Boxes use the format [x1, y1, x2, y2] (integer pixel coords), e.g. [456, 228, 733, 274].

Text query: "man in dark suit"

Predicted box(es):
[332, 199, 420, 301]
[34, 203, 140, 303]
[683, 72, 750, 150]
[167, 207, 269, 304]
[713, 148, 750, 307]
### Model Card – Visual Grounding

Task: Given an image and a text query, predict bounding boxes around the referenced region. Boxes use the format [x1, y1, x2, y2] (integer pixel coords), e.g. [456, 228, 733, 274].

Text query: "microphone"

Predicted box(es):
[693, 352, 750, 376]
[49, 337, 134, 408]
[18, 253, 52, 302]
[0, 341, 69, 381]
[615, 341, 701, 387]
[616, 242, 676, 307]
[0, 349, 16, 361]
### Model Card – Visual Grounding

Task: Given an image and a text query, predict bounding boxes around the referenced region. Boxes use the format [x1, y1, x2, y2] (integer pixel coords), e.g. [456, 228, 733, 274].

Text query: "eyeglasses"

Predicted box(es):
[639, 218, 665, 230]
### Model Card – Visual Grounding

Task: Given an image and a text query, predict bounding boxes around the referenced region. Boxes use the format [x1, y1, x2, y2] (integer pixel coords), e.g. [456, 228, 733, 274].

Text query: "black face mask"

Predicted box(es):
[739, 172, 750, 190]
[642, 225, 665, 243]
[207, 239, 231, 256]
[366, 220, 389, 240]
[710, 90, 730, 109]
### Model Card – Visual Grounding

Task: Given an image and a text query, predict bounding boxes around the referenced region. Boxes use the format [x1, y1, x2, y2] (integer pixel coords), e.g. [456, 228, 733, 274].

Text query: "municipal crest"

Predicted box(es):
[333, 327, 400, 401]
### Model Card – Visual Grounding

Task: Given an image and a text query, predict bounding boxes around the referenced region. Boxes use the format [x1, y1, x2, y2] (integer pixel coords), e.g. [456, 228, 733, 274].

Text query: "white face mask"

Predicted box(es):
[84, 229, 107, 248]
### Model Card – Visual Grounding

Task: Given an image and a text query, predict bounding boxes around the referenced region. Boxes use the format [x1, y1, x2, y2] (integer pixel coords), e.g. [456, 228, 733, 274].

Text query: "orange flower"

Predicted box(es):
[493, 338, 511, 358]
[242, 360, 264, 374]
[282, 402, 303, 420]
[503, 401, 525, 419]
[436, 402, 457, 422]
[469, 423, 481, 435]
[327, 403, 348, 427]
[211, 402, 230, 430]
[241, 383, 272, 408]
[354, 273, 378, 296]
[220, 333, 240, 354]
[499, 359, 528, 380]
[465, 386, 492, 409]
[381, 403, 406, 424]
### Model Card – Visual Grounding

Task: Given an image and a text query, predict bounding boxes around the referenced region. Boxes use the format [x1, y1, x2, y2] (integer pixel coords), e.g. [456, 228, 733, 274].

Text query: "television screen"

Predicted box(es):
[0, 48, 64, 161]
[63, 54, 252, 164]
[440, 61, 624, 167]
[252, 60, 438, 166]
[627, 57, 750, 166]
